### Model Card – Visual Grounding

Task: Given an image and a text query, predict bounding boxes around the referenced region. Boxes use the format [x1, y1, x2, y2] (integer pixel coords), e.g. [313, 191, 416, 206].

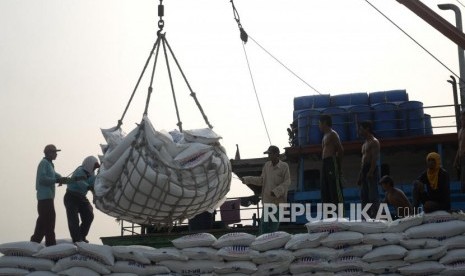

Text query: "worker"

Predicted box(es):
[319, 115, 344, 206]
[413, 152, 451, 213]
[242, 145, 290, 234]
[31, 144, 68, 246]
[357, 121, 380, 218]
[64, 156, 100, 243]
[379, 175, 413, 219]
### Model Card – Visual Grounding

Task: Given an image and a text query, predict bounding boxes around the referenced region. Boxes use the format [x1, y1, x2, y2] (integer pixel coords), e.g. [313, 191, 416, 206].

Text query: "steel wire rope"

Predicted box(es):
[230, 0, 271, 145]
[457, 0, 465, 8]
[247, 35, 322, 95]
[364, 0, 463, 83]
[241, 42, 272, 145]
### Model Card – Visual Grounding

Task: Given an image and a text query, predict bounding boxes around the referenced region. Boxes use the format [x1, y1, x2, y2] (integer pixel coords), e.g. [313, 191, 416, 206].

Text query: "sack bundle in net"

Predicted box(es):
[94, 116, 232, 226]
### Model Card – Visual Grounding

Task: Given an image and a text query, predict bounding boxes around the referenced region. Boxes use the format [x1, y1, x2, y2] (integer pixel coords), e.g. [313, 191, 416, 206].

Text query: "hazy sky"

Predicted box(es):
[0, 0, 462, 244]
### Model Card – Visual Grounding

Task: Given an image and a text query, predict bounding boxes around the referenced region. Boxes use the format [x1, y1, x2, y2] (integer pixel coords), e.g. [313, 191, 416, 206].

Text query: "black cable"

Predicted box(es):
[364, 0, 462, 82]
[456, 0, 465, 9]
[241, 42, 272, 145]
[248, 35, 322, 95]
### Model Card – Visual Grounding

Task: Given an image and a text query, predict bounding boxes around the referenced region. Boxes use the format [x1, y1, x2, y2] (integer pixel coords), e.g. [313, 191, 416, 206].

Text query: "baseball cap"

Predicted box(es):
[43, 144, 61, 154]
[264, 145, 280, 154]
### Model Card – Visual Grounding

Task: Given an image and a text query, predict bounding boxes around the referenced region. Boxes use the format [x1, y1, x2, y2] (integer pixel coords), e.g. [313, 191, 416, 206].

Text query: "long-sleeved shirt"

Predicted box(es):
[417, 168, 451, 210]
[36, 158, 61, 200]
[243, 160, 291, 205]
[66, 166, 95, 196]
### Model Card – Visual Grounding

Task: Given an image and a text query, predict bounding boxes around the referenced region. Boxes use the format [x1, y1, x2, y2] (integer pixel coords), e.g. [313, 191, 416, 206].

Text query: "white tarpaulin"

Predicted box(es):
[94, 116, 231, 226]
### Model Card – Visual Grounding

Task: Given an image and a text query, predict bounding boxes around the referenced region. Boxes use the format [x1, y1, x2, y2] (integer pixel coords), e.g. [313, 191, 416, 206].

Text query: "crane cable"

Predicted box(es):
[364, 0, 463, 83]
[231, 0, 272, 145]
[247, 35, 322, 95]
[457, 0, 465, 9]
[229, 0, 324, 146]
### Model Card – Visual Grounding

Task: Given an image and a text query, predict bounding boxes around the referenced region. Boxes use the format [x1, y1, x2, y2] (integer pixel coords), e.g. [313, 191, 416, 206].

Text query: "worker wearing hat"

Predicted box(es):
[30, 144, 68, 246]
[242, 145, 290, 234]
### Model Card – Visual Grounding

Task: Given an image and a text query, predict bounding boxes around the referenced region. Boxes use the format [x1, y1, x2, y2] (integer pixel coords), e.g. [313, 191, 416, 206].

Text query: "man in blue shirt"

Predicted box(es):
[64, 156, 100, 243]
[31, 144, 67, 246]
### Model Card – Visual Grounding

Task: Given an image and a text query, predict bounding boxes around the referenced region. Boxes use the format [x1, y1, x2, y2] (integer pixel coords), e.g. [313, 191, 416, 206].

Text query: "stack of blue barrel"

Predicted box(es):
[294, 89, 433, 146]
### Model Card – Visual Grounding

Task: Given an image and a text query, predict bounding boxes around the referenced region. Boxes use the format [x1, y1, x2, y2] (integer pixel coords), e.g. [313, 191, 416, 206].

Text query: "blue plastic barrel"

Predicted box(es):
[369, 90, 408, 104]
[294, 94, 331, 110]
[347, 105, 373, 141]
[372, 103, 399, 138]
[293, 110, 300, 122]
[398, 101, 425, 137]
[330, 93, 369, 106]
[322, 107, 349, 142]
[424, 114, 433, 135]
[298, 109, 322, 146]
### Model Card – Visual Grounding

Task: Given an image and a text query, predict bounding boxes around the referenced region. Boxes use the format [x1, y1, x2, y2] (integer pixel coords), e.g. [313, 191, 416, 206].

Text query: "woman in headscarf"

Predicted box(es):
[412, 152, 450, 213]
[63, 156, 100, 243]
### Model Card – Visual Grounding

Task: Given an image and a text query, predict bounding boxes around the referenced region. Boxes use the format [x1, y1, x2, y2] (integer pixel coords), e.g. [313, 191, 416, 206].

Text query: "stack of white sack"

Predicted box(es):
[293, 211, 465, 276]
[93, 116, 232, 226]
[0, 240, 170, 276]
[1, 211, 465, 275]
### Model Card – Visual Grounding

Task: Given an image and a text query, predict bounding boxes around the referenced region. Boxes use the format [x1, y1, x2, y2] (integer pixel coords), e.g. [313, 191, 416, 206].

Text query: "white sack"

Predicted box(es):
[75, 242, 114, 266]
[285, 232, 329, 250]
[213, 233, 256, 248]
[405, 220, 465, 239]
[250, 231, 291, 251]
[181, 247, 222, 261]
[305, 219, 350, 233]
[385, 215, 423, 233]
[362, 232, 404, 246]
[400, 238, 441, 250]
[52, 254, 111, 274]
[320, 231, 364, 248]
[33, 243, 78, 261]
[159, 259, 222, 275]
[0, 256, 54, 271]
[403, 245, 447, 263]
[112, 246, 151, 264]
[397, 261, 445, 275]
[172, 233, 217, 249]
[0, 267, 29, 276]
[289, 257, 329, 274]
[110, 260, 170, 275]
[251, 249, 294, 265]
[57, 266, 100, 276]
[213, 261, 257, 275]
[362, 245, 407, 262]
[217, 246, 259, 261]
[0, 241, 44, 257]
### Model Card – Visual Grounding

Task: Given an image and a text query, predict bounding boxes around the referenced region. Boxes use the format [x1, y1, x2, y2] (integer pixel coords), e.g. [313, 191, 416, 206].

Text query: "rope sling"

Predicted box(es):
[93, 1, 232, 226]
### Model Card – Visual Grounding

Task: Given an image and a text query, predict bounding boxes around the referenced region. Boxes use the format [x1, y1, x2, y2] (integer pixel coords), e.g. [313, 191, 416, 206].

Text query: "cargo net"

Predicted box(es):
[94, 116, 232, 226]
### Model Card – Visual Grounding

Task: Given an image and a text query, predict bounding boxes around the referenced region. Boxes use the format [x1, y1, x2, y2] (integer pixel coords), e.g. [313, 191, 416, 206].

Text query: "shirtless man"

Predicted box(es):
[319, 115, 344, 205]
[454, 110, 465, 193]
[357, 121, 380, 218]
[379, 175, 413, 219]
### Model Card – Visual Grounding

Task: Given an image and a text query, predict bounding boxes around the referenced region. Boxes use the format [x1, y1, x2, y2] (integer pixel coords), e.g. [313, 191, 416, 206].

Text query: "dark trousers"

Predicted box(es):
[321, 156, 344, 205]
[31, 199, 56, 246]
[64, 191, 94, 242]
[360, 165, 380, 218]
